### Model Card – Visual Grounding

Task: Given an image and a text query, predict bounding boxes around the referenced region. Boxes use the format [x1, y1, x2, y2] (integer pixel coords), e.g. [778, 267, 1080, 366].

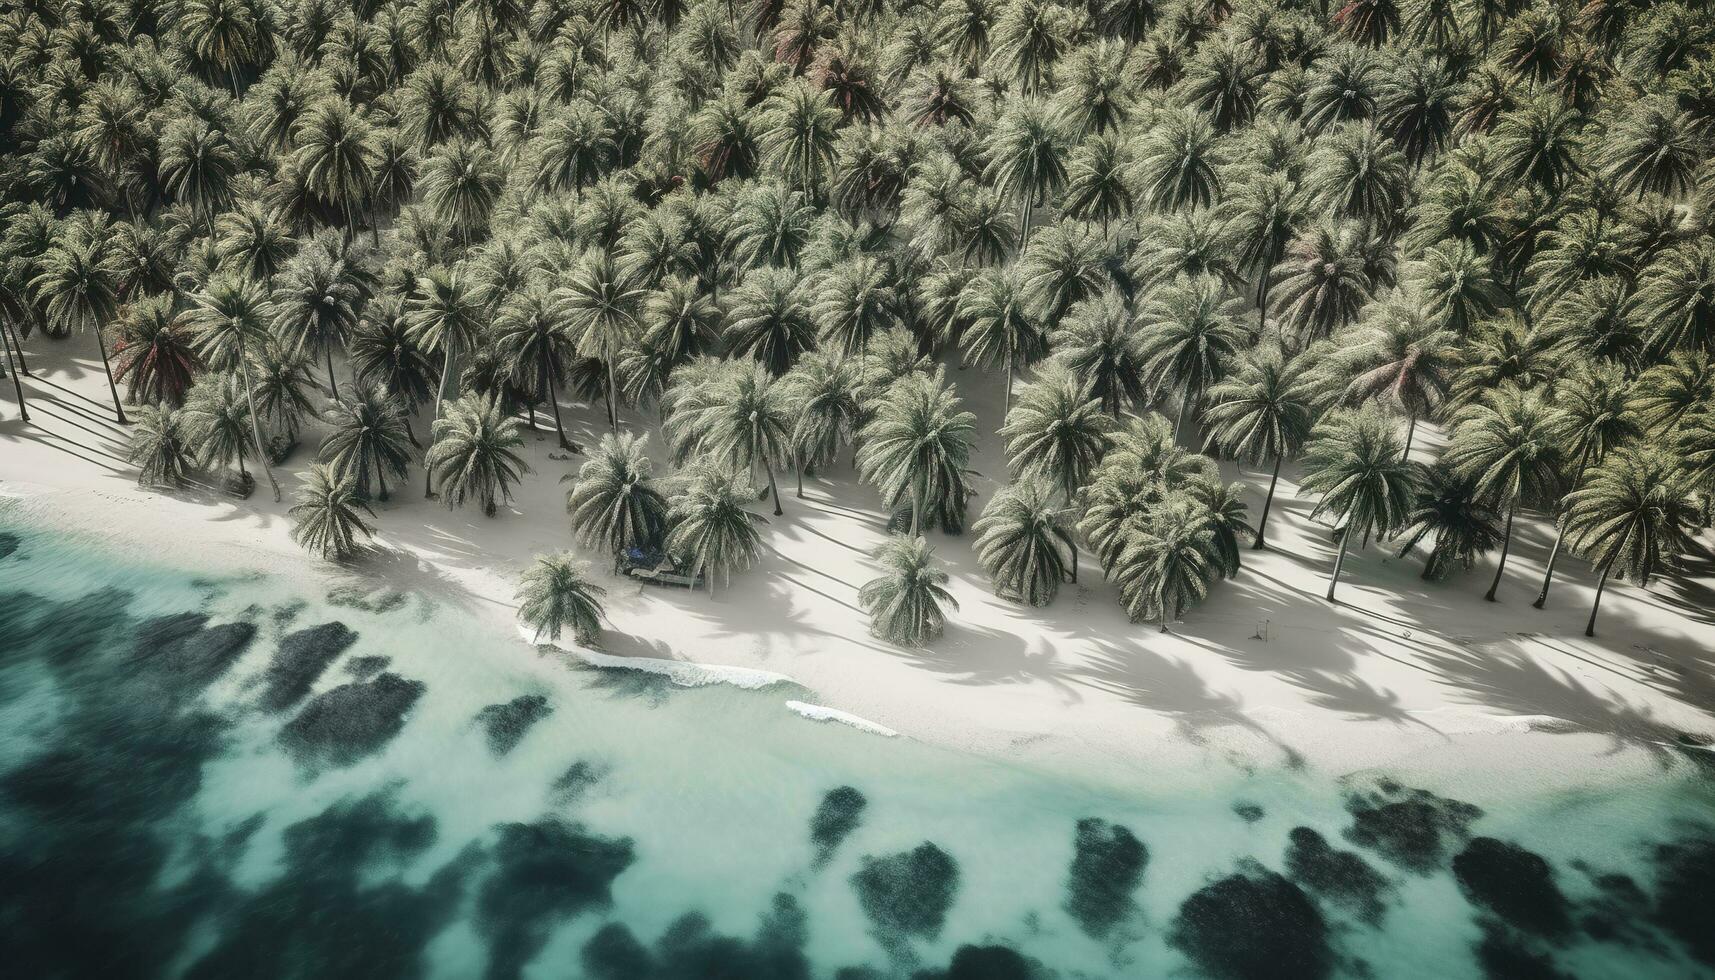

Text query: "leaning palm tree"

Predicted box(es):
[779, 349, 861, 495]
[1333, 300, 1458, 457]
[1533, 363, 1640, 608]
[272, 235, 371, 400]
[493, 283, 578, 451]
[516, 553, 608, 645]
[566, 431, 671, 569]
[1138, 276, 1246, 442]
[973, 478, 1075, 606]
[958, 266, 1044, 417]
[186, 275, 285, 499]
[407, 264, 485, 495]
[856, 368, 978, 537]
[1201, 344, 1316, 548]
[859, 535, 957, 646]
[1299, 407, 1419, 601]
[665, 463, 768, 597]
[182, 374, 256, 489]
[705, 364, 794, 516]
[127, 405, 194, 489]
[318, 381, 414, 502]
[1562, 448, 1699, 636]
[1113, 495, 1217, 631]
[424, 394, 529, 517]
[1393, 464, 1505, 581]
[288, 462, 377, 563]
[30, 239, 125, 422]
[1444, 386, 1565, 602]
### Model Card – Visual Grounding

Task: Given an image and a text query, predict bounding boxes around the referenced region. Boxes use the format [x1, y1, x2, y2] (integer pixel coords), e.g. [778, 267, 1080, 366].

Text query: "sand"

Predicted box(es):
[3, 340, 1712, 791]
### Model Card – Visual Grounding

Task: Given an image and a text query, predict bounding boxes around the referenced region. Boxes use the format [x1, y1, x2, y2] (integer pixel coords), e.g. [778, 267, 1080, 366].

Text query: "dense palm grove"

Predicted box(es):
[1, 0, 1712, 647]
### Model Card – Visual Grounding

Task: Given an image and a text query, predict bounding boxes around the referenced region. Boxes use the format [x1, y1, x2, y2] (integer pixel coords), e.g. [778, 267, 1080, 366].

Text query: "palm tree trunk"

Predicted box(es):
[1532, 520, 1568, 609]
[235, 347, 281, 502]
[374, 453, 389, 502]
[605, 361, 619, 433]
[2, 322, 28, 423]
[325, 347, 341, 402]
[1485, 502, 1516, 602]
[426, 340, 458, 498]
[1325, 525, 1351, 602]
[794, 450, 805, 498]
[1002, 333, 1013, 421]
[4, 319, 30, 376]
[1402, 412, 1417, 461]
[763, 453, 783, 516]
[1585, 567, 1609, 637]
[549, 380, 574, 451]
[94, 326, 128, 424]
[1253, 454, 1283, 549]
[1173, 384, 1191, 444]
[910, 481, 923, 538]
[1258, 275, 1271, 335]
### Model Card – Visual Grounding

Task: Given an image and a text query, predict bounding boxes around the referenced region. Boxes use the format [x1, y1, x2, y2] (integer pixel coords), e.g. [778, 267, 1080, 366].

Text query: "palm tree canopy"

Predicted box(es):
[516, 553, 608, 645]
[973, 478, 1074, 606]
[1562, 448, 1698, 587]
[289, 462, 377, 562]
[859, 535, 957, 645]
[1300, 407, 1419, 543]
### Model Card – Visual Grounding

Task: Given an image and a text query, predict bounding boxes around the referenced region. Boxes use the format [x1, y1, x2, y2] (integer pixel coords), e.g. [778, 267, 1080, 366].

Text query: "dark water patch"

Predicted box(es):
[552, 760, 608, 803]
[1452, 838, 1573, 941]
[850, 841, 960, 942]
[279, 671, 426, 769]
[913, 944, 1045, 979]
[186, 789, 467, 979]
[811, 786, 867, 866]
[129, 613, 257, 696]
[1652, 829, 1715, 967]
[261, 621, 360, 711]
[477, 818, 636, 980]
[1063, 817, 1147, 939]
[1285, 826, 1391, 926]
[581, 893, 812, 980]
[0, 591, 235, 976]
[328, 584, 411, 614]
[1473, 920, 1573, 980]
[475, 694, 553, 756]
[1233, 801, 1265, 823]
[1342, 779, 1482, 873]
[1570, 862, 1661, 951]
[346, 654, 391, 678]
[272, 599, 307, 627]
[1168, 860, 1334, 980]
[0, 531, 21, 559]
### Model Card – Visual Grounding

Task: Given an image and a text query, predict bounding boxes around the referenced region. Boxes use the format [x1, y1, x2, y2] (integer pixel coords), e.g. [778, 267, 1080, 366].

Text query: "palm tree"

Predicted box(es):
[272, 235, 372, 400]
[1127, 209, 1244, 296]
[1333, 300, 1457, 457]
[1134, 108, 1223, 213]
[1598, 98, 1701, 199]
[347, 295, 439, 442]
[30, 239, 125, 422]
[705, 364, 794, 515]
[1268, 223, 1371, 345]
[408, 263, 485, 494]
[1415, 240, 1507, 335]
[1187, 477, 1253, 580]
[127, 405, 195, 488]
[984, 98, 1069, 245]
[665, 463, 768, 596]
[1629, 352, 1713, 437]
[813, 256, 899, 367]
[566, 431, 670, 569]
[1635, 240, 1715, 358]
[1059, 133, 1133, 230]
[1490, 97, 1582, 191]
[493, 283, 579, 450]
[725, 266, 817, 377]
[556, 249, 647, 429]
[1138, 276, 1246, 441]
[176, 0, 265, 91]
[1378, 53, 1458, 166]
[1114, 496, 1216, 630]
[973, 478, 1074, 605]
[1202, 344, 1315, 548]
[183, 374, 256, 487]
[292, 99, 377, 241]
[1305, 122, 1409, 226]
[1562, 448, 1699, 636]
[860, 535, 957, 645]
[1531, 363, 1639, 608]
[1393, 464, 1504, 580]
[530, 100, 617, 196]
[1179, 39, 1263, 133]
[319, 381, 413, 502]
[990, 0, 1074, 95]
[517, 553, 608, 645]
[731, 182, 814, 269]
[857, 368, 977, 536]
[1051, 290, 1147, 416]
[958, 266, 1044, 417]
[1299, 407, 1419, 601]
[110, 295, 204, 407]
[1001, 360, 1111, 501]
[216, 202, 295, 283]
[425, 394, 529, 517]
[1221, 172, 1304, 330]
[158, 118, 240, 228]
[1444, 386, 1565, 602]
[421, 138, 503, 242]
[640, 277, 721, 366]
[779, 349, 861, 495]
[288, 462, 377, 563]
[760, 81, 841, 201]
[186, 275, 285, 499]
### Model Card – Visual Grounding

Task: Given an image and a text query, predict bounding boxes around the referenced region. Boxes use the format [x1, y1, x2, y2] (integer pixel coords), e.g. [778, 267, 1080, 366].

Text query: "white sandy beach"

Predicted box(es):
[3, 341, 1713, 791]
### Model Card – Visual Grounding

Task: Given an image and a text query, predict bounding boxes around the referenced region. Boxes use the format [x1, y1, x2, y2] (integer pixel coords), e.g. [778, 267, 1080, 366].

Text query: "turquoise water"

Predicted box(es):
[0, 519, 1711, 980]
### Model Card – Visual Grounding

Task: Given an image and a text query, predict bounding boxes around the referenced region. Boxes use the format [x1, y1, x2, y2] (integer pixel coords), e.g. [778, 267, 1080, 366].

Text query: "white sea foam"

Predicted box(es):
[785, 700, 899, 737]
[518, 625, 794, 690]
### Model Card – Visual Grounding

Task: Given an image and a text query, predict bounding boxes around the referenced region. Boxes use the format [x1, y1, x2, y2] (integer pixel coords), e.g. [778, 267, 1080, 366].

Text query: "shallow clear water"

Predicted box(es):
[0, 519, 1711, 980]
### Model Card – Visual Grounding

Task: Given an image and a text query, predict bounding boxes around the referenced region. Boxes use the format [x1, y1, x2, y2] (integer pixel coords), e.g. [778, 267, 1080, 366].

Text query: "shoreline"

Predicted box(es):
[3, 347, 1714, 797]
